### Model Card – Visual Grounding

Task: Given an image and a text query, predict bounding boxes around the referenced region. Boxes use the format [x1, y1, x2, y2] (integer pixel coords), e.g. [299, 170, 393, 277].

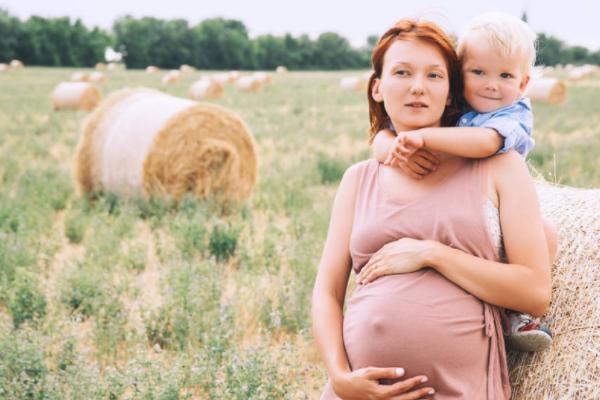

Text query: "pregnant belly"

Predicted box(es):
[343, 269, 489, 397]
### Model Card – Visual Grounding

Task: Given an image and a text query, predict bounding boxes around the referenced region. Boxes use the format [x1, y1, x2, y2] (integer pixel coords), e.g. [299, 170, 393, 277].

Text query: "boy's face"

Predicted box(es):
[461, 32, 530, 113]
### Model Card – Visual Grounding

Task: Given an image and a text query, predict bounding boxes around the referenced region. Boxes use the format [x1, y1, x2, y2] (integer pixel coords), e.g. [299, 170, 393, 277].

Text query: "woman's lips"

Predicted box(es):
[405, 102, 428, 108]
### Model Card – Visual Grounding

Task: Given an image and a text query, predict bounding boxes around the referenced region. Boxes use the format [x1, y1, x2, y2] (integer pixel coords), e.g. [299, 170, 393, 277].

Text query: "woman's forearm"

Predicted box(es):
[311, 290, 351, 382]
[425, 241, 551, 317]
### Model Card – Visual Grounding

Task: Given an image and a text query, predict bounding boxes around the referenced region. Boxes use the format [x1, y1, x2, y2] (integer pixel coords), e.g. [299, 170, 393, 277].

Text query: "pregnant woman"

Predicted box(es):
[311, 19, 551, 399]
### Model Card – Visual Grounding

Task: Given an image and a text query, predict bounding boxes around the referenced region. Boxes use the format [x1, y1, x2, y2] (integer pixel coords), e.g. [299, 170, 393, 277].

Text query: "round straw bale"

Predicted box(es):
[235, 76, 262, 92]
[95, 62, 107, 70]
[211, 73, 230, 84]
[52, 82, 101, 111]
[525, 78, 566, 104]
[180, 64, 195, 73]
[0, 63, 9, 72]
[228, 71, 240, 82]
[107, 63, 124, 71]
[74, 88, 257, 202]
[508, 181, 600, 399]
[162, 70, 181, 85]
[340, 76, 366, 92]
[146, 66, 160, 73]
[567, 65, 597, 81]
[189, 79, 224, 100]
[276, 66, 288, 73]
[253, 72, 273, 85]
[71, 71, 90, 82]
[89, 71, 106, 83]
[10, 59, 23, 69]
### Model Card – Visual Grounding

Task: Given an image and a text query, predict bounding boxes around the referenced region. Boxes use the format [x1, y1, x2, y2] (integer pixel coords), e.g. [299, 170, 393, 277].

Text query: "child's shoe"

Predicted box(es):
[505, 311, 553, 352]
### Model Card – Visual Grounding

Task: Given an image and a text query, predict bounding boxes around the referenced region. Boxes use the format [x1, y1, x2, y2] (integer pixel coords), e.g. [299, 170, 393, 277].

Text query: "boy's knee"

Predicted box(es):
[543, 219, 559, 261]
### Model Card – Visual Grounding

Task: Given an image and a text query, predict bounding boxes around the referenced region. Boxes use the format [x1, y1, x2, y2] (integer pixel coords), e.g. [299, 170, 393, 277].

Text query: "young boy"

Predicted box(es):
[372, 12, 557, 352]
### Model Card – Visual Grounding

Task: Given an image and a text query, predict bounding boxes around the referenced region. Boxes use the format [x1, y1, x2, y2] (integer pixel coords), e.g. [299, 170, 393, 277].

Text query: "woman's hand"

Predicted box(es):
[332, 367, 434, 400]
[357, 238, 434, 285]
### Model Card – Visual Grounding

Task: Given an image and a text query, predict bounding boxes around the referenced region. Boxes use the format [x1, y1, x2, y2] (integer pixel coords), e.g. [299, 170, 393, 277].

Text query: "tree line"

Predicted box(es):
[1, 8, 598, 70]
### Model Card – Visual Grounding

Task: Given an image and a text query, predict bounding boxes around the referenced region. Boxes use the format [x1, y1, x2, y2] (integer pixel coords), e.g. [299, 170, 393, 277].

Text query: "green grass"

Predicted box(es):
[0, 66, 598, 398]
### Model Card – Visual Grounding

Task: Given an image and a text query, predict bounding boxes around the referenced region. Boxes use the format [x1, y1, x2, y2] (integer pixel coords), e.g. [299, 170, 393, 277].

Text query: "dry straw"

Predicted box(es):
[74, 88, 257, 202]
[0, 63, 8, 72]
[162, 70, 181, 85]
[89, 71, 106, 83]
[525, 78, 566, 104]
[189, 79, 224, 100]
[71, 71, 90, 82]
[567, 64, 598, 81]
[95, 62, 107, 70]
[180, 64, 195, 73]
[276, 65, 288, 73]
[340, 76, 367, 92]
[146, 66, 160, 74]
[508, 181, 600, 399]
[253, 72, 273, 85]
[51, 82, 101, 111]
[10, 59, 23, 69]
[235, 76, 262, 92]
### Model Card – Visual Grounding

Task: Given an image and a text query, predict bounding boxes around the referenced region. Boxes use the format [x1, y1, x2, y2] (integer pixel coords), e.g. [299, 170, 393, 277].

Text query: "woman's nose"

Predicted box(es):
[409, 75, 425, 95]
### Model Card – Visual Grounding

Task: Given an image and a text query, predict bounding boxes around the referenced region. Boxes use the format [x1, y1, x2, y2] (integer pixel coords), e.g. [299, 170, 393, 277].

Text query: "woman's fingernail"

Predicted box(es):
[421, 377, 428, 383]
[395, 368, 405, 377]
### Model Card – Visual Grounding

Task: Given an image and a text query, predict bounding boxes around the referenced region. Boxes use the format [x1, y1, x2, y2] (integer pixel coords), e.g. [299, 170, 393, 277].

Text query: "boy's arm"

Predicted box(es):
[410, 127, 503, 158]
[372, 128, 396, 163]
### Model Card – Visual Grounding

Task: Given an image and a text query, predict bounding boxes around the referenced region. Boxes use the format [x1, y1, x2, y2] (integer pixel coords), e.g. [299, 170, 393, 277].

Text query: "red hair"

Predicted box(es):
[367, 19, 462, 143]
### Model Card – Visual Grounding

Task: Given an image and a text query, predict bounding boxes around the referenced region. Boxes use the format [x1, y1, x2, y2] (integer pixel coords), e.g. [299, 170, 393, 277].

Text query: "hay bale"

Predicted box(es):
[340, 76, 366, 92]
[89, 71, 107, 83]
[228, 71, 240, 82]
[508, 181, 600, 399]
[71, 71, 90, 82]
[525, 78, 566, 104]
[253, 72, 272, 85]
[0, 63, 9, 72]
[95, 62, 107, 70]
[107, 62, 125, 71]
[180, 64, 195, 73]
[74, 88, 257, 202]
[162, 70, 181, 85]
[146, 66, 160, 74]
[189, 79, 224, 100]
[276, 66, 288, 74]
[235, 76, 262, 92]
[10, 59, 23, 69]
[568, 65, 597, 81]
[52, 82, 101, 111]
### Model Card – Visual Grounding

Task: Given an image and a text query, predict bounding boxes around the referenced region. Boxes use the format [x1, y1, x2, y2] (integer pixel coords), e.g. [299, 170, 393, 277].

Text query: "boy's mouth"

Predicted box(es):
[405, 102, 428, 108]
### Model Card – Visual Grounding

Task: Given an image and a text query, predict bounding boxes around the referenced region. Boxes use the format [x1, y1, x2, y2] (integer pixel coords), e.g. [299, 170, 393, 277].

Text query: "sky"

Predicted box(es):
[2, 0, 599, 51]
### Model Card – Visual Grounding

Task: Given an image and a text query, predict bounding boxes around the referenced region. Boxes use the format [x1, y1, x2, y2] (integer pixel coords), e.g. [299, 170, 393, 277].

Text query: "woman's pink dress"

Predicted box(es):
[320, 159, 510, 399]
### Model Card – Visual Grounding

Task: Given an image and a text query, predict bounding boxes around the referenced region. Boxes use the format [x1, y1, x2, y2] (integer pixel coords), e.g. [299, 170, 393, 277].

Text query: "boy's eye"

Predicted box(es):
[471, 69, 483, 75]
[500, 72, 514, 79]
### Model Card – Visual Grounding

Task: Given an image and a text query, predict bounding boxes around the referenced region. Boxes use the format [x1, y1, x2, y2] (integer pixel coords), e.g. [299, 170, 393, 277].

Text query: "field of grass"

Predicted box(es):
[0, 66, 598, 399]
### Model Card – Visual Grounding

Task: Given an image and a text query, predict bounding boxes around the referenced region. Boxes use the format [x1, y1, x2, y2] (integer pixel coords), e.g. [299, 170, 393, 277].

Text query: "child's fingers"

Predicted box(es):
[407, 161, 429, 176]
[414, 154, 437, 172]
[416, 150, 439, 165]
[399, 164, 423, 180]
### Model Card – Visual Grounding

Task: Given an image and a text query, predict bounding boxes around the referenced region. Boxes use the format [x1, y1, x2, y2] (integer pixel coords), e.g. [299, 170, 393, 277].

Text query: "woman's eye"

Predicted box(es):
[500, 72, 513, 79]
[395, 70, 409, 76]
[428, 72, 443, 79]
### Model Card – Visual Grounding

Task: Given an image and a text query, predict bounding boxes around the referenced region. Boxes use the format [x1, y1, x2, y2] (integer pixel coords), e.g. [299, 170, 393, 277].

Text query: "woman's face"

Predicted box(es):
[371, 38, 451, 132]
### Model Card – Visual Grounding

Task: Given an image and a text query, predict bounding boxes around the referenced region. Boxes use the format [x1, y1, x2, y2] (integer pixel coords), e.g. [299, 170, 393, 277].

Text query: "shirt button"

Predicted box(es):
[462, 118, 467, 123]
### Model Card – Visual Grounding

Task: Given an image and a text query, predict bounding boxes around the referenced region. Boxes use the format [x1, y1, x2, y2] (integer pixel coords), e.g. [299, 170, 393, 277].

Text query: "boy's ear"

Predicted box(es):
[519, 74, 531, 92]
[371, 78, 384, 103]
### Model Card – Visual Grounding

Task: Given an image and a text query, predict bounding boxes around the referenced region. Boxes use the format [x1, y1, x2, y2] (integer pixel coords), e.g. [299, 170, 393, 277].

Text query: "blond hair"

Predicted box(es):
[457, 12, 536, 74]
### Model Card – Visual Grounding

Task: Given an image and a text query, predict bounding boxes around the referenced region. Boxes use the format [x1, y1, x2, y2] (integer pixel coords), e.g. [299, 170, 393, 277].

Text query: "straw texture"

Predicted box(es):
[525, 78, 567, 104]
[52, 82, 101, 111]
[508, 181, 600, 399]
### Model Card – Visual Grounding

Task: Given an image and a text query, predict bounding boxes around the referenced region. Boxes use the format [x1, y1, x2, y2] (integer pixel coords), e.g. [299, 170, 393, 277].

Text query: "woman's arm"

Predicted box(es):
[357, 151, 551, 317]
[425, 151, 551, 316]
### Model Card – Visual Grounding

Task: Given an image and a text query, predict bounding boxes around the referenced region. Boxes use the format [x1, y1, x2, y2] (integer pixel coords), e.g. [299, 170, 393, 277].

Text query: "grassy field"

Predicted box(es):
[0, 67, 599, 399]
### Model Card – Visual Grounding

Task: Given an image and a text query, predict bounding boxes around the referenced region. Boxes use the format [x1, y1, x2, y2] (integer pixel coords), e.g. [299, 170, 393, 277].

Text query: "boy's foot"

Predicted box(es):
[506, 312, 553, 352]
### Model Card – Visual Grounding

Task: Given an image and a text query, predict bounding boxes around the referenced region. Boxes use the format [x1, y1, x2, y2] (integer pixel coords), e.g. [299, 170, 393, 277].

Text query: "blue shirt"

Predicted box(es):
[458, 97, 534, 157]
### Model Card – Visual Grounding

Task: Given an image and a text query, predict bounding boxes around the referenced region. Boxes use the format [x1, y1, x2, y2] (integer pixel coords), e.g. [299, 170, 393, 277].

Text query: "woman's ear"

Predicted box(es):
[446, 95, 452, 106]
[371, 78, 384, 103]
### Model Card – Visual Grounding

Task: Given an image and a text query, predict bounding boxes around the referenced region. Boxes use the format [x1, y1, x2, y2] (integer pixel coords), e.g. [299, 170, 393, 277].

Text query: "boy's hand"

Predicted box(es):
[385, 132, 438, 179]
